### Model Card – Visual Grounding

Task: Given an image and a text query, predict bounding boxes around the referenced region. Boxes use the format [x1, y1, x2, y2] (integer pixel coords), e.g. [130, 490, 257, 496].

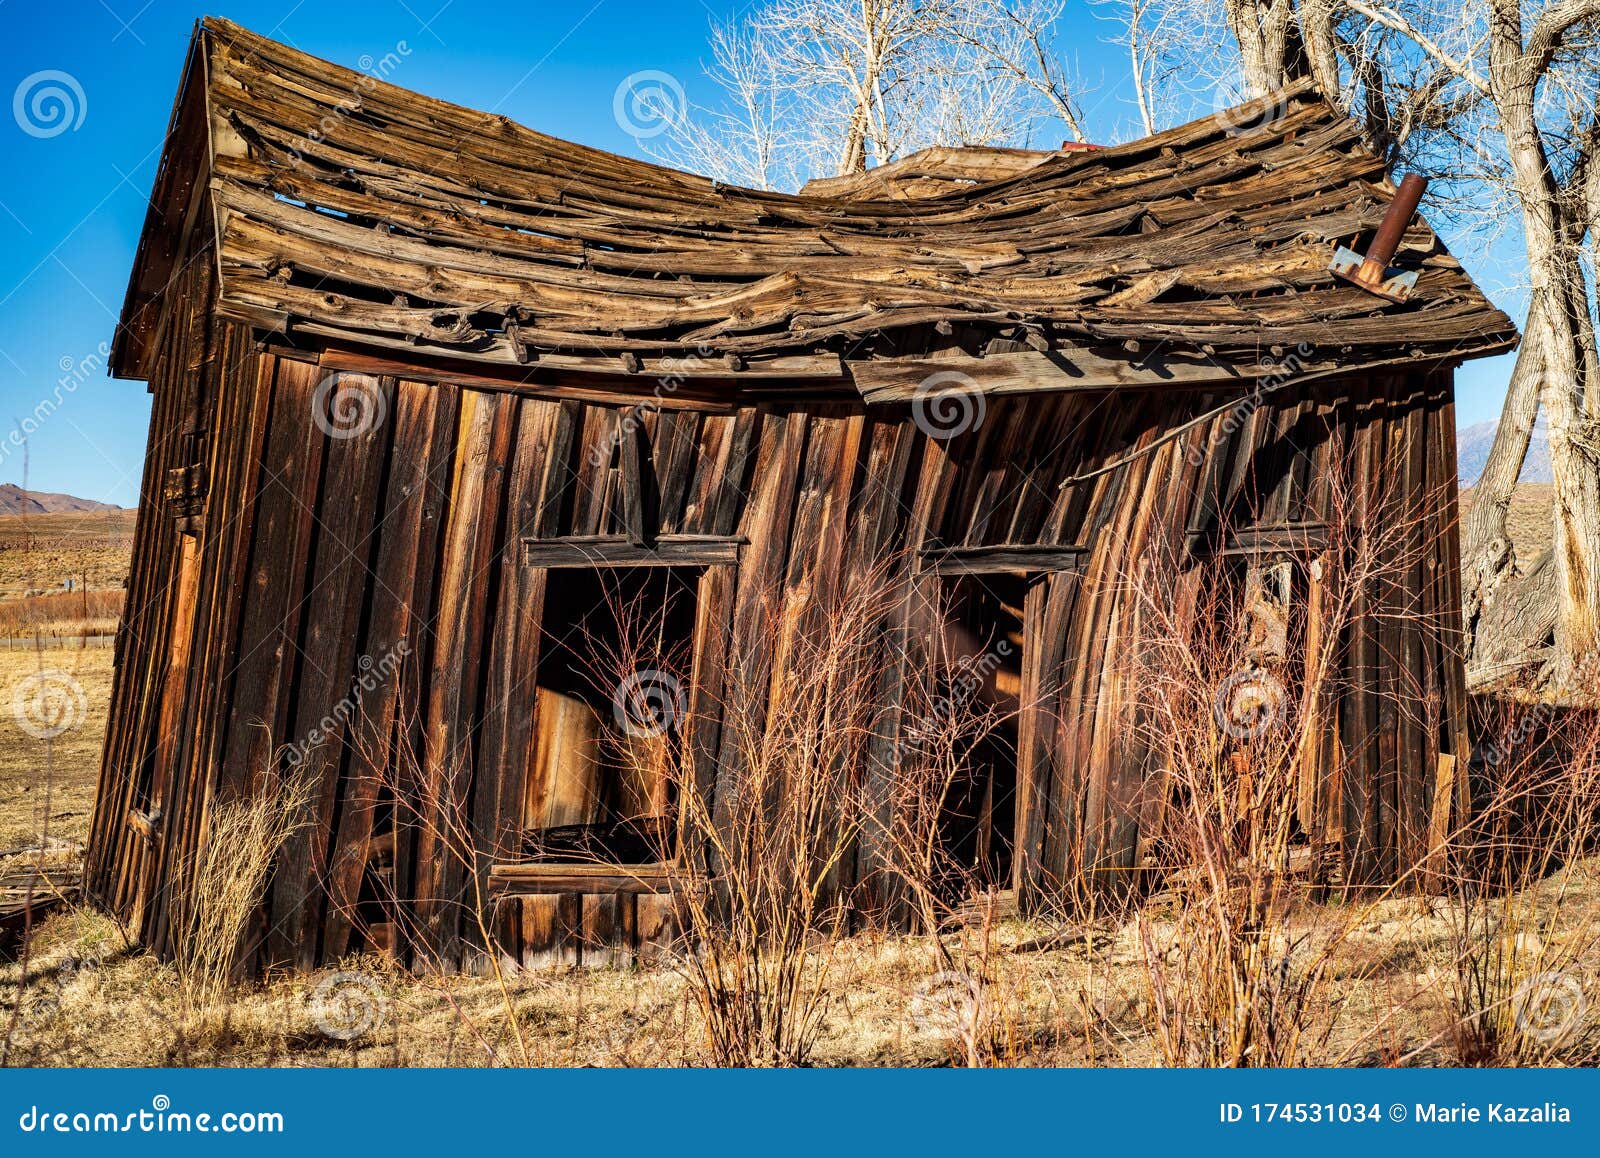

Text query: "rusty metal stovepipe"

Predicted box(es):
[1359, 173, 1428, 284]
[1329, 172, 1430, 303]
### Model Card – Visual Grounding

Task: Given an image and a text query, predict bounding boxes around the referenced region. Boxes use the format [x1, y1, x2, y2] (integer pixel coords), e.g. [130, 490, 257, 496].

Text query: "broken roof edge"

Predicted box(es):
[109, 17, 1518, 390]
[288, 330, 1509, 411]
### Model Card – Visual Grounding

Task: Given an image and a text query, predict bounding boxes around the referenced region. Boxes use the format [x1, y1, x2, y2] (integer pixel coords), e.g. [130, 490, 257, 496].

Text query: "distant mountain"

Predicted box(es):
[0, 483, 120, 516]
[1456, 419, 1552, 486]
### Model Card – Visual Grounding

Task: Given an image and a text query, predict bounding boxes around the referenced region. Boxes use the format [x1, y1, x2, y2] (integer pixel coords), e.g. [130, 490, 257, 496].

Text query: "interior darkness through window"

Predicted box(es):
[523, 566, 699, 864]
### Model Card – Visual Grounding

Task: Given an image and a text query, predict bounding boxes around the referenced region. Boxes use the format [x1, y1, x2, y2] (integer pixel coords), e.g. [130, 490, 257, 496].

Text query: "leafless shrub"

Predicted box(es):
[1123, 479, 1432, 1066]
[661, 574, 886, 1067]
[174, 766, 316, 1015]
[1433, 698, 1600, 1065]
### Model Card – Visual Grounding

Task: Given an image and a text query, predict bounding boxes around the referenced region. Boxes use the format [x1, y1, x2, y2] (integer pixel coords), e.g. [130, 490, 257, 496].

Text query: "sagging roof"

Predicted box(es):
[111, 16, 1517, 398]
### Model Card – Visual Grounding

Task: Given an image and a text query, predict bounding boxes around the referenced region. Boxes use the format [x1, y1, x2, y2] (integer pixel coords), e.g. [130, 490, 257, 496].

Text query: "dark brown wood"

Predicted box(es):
[522, 535, 744, 568]
[920, 543, 1091, 575]
[488, 864, 671, 895]
[87, 15, 1503, 975]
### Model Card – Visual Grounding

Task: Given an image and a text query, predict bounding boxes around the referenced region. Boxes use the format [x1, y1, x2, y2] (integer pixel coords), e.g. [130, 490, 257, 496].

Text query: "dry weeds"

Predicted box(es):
[0, 590, 122, 639]
[1, 866, 1596, 1067]
[3, 507, 1599, 1067]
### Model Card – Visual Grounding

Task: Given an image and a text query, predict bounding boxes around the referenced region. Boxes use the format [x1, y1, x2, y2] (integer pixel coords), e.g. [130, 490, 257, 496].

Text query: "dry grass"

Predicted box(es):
[2, 865, 1597, 1066]
[0, 511, 135, 601]
[0, 509, 124, 854]
[0, 644, 111, 852]
[174, 770, 318, 1014]
[0, 590, 122, 639]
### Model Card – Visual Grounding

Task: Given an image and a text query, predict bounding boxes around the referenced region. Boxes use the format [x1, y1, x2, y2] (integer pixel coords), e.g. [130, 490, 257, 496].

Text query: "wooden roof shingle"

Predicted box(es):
[111, 16, 1518, 398]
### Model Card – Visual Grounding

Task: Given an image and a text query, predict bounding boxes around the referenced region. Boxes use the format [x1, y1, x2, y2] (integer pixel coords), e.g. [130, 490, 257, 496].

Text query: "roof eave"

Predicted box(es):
[109, 20, 211, 382]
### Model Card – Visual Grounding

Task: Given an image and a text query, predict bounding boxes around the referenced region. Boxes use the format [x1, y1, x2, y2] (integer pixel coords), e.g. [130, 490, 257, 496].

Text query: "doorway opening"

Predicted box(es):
[932, 573, 1026, 895]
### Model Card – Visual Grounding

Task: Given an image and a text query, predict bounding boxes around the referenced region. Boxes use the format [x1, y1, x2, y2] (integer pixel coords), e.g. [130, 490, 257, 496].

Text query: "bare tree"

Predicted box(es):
[1327, 0, 1600, 690]
[1112, 0, 1471, 159]
[1119, 0, 1600, 691]
[649, 0, 1087, 190]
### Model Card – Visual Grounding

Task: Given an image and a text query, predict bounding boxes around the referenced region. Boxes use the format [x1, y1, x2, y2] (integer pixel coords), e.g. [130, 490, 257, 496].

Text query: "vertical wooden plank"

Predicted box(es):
[580, 893, 625, 967]
[414, 388, 516, 968]
[320, 378, 449, 959]
[709, 408, 809, 842]
[216, 358, 328, 802]
[269, 373, 393, 968]
[634, 892, 679, 963]
[470, 400, 561, 909]
[1341, 384, 1382, 886]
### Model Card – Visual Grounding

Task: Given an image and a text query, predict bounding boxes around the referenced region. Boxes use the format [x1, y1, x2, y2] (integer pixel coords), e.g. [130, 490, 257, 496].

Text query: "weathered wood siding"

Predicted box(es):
[88, 332, 1468, 971]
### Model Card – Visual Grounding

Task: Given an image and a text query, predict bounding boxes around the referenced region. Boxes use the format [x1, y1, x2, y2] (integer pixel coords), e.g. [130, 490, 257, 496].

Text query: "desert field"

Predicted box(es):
[3, 505, 1598, 1069]
[0, 644, 111, 853]
[0, 511, 125, 852]
[0, 509, 135, 599]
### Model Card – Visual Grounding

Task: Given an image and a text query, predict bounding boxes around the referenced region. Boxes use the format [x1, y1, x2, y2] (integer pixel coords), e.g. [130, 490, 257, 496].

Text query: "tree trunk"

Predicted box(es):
[836, 0, 888, 176]
[1476, 2, 1600, 690]
[1462, 300, 1546, 630]
[1225, 0, 1295, 94]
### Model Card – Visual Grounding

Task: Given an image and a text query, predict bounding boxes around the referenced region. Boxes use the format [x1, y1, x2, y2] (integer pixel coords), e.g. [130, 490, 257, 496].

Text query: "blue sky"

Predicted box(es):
[0, 0, 1521, 507]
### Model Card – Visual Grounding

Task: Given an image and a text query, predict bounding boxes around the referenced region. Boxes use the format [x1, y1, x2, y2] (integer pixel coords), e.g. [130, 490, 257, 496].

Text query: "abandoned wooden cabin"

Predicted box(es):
[87, 17, 1517, 971]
